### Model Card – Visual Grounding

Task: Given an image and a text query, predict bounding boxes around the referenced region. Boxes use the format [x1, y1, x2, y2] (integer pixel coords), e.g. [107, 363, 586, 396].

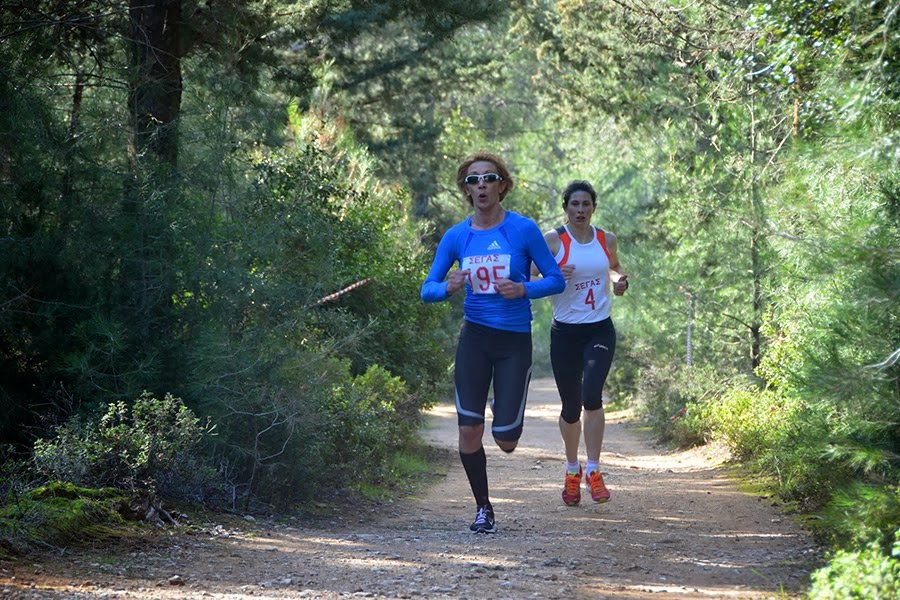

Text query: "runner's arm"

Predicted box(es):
[523, 224, 565, 299]
[421, 232, 460, 302]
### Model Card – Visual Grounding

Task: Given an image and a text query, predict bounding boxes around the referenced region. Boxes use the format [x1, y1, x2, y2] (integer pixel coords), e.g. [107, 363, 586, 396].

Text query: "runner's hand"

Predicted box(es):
[446, 269, 471, 296]
[494, 277, 525, 299]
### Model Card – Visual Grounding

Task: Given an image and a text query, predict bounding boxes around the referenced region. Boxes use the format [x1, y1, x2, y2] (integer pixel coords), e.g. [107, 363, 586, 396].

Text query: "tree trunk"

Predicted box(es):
[62, 69, 85, 201]
[748, 90, 764, 370]
[685, 291, 694, 367]
[127, 0, 182, 168]
[119, 1, 183, 394]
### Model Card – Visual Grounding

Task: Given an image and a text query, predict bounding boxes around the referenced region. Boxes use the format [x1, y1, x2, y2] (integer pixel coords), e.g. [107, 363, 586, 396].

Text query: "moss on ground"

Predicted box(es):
[0, 481, 132, 558]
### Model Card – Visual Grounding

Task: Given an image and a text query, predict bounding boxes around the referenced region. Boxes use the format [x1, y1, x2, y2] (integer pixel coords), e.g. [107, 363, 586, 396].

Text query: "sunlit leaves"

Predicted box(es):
[743, 0, 900, 143]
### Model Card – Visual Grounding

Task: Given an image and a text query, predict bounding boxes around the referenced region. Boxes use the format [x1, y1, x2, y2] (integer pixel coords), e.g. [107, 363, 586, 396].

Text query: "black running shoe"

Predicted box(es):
[469, 506, 496, 534]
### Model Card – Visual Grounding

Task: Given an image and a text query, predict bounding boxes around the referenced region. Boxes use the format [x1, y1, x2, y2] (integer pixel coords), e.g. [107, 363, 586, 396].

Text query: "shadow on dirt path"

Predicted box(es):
[0, 378, 822, 599]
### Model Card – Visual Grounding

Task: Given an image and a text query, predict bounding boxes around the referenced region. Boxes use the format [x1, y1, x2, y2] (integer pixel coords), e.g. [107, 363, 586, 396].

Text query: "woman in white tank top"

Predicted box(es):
[536, 180, 629, 506]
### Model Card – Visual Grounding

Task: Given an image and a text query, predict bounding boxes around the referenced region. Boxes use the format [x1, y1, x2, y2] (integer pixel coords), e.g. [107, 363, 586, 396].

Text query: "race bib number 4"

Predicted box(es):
[462, 254, 512, 294]
[573, 276, 608, 310]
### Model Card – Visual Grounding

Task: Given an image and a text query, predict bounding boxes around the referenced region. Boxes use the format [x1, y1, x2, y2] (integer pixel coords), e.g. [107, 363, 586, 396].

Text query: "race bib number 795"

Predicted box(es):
[462, 254, 512, 294]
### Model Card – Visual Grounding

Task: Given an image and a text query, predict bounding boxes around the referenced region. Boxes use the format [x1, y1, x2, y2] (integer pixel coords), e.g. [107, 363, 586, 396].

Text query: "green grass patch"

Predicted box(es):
[0, 481, 131, 557]
[352, 443, 451, 502]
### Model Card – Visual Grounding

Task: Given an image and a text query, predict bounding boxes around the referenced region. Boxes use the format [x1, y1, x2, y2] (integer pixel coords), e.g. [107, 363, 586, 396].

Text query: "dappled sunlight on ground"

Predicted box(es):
[1, 377, 819, 600]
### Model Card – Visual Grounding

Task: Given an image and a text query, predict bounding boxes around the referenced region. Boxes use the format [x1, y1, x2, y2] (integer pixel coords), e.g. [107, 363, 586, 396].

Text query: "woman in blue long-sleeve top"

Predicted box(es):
[421, 151, 565, 534]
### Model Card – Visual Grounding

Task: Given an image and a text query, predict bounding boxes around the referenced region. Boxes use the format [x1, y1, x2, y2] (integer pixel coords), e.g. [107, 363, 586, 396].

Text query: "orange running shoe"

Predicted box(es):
[562, 466, 582, 506]
[586, 469, 610, 503]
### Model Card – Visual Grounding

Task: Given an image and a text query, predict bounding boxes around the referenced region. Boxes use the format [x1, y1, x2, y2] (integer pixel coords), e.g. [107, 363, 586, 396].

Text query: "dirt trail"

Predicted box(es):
[1, 378, 821, 599]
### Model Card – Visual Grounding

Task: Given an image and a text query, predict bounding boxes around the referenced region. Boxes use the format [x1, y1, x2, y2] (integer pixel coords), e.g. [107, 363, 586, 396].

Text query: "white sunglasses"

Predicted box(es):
[463, 173, 503, 185]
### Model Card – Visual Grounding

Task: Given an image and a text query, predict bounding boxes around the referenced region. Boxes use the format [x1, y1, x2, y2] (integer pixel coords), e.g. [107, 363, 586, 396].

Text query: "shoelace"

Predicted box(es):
[474, 507, 490, 524]
[565, 472, 580, 496]
[587, 471, 607, 492]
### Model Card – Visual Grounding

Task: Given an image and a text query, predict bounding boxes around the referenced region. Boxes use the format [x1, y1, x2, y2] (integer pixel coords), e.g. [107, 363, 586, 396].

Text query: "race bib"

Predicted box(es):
[462, 254, 511, 294]
[572, 276, 608, 311]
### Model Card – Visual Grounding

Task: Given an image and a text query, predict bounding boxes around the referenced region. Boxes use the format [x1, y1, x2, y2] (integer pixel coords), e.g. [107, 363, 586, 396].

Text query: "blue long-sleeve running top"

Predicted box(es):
[421, 211, 565, 333]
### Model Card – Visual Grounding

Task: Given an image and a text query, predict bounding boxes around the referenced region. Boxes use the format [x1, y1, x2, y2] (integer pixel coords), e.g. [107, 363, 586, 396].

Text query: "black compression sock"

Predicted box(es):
[459, 447, 489, 507]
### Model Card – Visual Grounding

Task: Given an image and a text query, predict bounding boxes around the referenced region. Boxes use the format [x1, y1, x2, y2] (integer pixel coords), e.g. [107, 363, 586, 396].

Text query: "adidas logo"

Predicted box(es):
[487, 240, 501, 250]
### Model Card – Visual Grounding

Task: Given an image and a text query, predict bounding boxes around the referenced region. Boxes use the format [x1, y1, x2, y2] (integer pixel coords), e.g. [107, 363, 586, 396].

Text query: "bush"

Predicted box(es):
[808, 530, 900, 599]
[333, 365, 419, 486]
[205, 354, 427, 511]
[747, 397, 897, 513]
[820, 484, 900, 553]
[32, 392, 215, 499]
[670, 400, 714, 448]
[704, 387, 792, 462]
[637, 362, 740, 446]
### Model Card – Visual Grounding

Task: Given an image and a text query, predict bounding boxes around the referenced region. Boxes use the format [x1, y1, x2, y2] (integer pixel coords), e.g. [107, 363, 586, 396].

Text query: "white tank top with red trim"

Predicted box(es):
[550, 225, 612, 324]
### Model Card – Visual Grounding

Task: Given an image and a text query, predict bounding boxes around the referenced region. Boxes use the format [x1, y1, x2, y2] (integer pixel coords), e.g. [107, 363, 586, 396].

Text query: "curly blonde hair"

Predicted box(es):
[455, 152, 515, 206]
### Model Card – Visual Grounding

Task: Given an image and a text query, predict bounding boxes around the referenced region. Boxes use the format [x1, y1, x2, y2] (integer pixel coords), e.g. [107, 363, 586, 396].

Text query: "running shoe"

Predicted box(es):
[586, 469, 610, 503]
[469, 505, 496, 534]
[562, 466, 582, 506]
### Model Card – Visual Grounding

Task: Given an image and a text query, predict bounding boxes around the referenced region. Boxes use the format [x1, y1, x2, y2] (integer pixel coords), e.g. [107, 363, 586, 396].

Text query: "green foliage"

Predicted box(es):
[529, 299, 554, 378]
[204, 354, 350, 510]
[745, 0, 900, 139]
[669, 402, 712, 449]
[334, 365, 420, 484]
[703, 387, 793, 462]
[354, 450, 435, 502]
[239, 134, 448, 400]
[637, 363, 744, 445]
[820, 484, 900, 553]
[509, 1, 785, 382]
[3, 16, 452, 506]
[173, 132, 447, 507]
[204, 356, 425, 510]
[750, 400, 848, 508]
[0, 48, 116, 442]
[111, 122, 448, 511]
[808, 530, 900, 600]
[297, 0, 510, 201]
[749, 144, 899, 507]
[32, 393, 214, 498]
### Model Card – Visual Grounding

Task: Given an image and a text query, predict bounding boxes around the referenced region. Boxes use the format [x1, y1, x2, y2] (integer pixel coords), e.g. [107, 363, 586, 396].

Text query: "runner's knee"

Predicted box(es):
[583, 392, 604, 411]
[561, 405, 582, 424]
[495, 438, 518, 453]
[459, 424, 484, 452]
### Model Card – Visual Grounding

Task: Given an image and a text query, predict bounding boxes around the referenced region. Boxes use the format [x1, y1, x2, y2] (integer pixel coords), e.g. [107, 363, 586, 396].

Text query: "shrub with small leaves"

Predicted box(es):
[704, 387, 792, 462]
[809, 530, 900, 599]
[33, 392, 213, 498]
[330, 365, 417, 487]
[638, 363, 739, 445]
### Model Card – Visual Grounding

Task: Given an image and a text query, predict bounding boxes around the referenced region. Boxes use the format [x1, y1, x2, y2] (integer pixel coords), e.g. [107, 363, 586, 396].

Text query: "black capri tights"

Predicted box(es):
[454, 321, 533, 442]
[550, 317, 616, 424]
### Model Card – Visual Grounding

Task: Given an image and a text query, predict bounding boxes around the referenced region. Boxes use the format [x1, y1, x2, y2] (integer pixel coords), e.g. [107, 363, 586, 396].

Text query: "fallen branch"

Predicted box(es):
[312, 278, 371, 306]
